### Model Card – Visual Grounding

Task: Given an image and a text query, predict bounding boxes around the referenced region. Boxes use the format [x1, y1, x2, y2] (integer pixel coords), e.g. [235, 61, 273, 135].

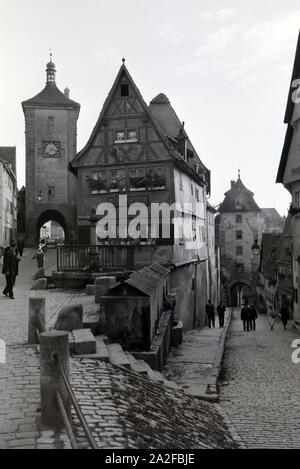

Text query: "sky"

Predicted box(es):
[1, 0, 300, 216]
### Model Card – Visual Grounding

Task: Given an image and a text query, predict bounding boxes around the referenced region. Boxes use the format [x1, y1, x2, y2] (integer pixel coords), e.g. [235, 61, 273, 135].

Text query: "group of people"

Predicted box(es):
[206, 300, 226, 328]
[268, 304, 289, 331]
[240, 304, 257, 331]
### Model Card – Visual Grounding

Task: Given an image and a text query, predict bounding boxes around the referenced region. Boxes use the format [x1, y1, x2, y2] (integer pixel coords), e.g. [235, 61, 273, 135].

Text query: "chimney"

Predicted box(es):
[64, 87, 70, 98]
[230, 180, 235, 189]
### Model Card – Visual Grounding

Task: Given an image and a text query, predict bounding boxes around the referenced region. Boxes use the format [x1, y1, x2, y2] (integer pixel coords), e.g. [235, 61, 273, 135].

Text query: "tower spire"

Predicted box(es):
[238, 169, 241, 179]
[46, 50, 56, 84]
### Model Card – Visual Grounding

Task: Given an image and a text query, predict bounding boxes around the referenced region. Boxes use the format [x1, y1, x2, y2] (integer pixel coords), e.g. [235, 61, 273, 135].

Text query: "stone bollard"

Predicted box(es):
[40, 331, 70, 429]
[28, 297, 46, 344]
[94, 276, 116, 303]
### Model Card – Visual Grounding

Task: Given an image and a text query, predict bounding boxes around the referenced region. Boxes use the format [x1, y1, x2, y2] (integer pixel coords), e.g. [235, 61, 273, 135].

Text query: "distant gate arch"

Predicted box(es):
[230, 282, 252, 307]
[37, 210, 66, 244]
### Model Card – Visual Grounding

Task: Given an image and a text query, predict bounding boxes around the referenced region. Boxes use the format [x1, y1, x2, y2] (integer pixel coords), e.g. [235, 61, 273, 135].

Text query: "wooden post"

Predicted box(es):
[28, 297, 46, 344]
[40, 331, 70, 429]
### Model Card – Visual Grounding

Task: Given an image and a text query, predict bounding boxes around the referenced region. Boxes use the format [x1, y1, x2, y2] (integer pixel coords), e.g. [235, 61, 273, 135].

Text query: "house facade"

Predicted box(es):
[277, 31, 300, 326]
[70, 62, 214, 328]
[0, 148, 17, 254]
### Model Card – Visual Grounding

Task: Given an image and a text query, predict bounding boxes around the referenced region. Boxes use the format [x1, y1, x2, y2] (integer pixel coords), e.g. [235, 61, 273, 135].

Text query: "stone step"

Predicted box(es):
[107, 343, 131, 368]
[136, 360, 164, 383]
[95, 336, 110, 361]
[124, 352, 148, 376]
[82, 318, 99, 335]
[72, 329, 96, 355]
[74, 335, 110, 361]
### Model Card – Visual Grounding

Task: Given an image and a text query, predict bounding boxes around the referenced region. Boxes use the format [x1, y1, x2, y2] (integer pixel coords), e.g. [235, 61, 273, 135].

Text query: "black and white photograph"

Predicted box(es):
[1, 0, 300, 454]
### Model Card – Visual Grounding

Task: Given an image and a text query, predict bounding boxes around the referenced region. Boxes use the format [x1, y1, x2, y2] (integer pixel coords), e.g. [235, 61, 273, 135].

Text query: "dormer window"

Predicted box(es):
[121, 84, 129, 97]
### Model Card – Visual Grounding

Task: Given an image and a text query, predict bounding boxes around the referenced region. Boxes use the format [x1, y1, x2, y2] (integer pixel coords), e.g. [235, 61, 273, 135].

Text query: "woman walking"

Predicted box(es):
[269, 305, 281, 330]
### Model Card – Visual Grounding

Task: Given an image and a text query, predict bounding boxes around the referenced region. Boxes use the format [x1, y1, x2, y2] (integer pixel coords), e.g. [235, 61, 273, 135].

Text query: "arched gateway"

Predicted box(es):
[37, 210, 66, 244]
[230, 282, 252, 307]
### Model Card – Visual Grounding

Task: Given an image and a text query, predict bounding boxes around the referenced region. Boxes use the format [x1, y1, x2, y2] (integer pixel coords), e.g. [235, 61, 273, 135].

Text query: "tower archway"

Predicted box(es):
[37, 210, 66, 245]
[230, 282, 252, 307]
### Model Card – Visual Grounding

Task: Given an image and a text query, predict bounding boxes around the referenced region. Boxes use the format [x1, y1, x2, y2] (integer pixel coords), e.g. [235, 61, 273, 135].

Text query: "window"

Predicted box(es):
[48, 187, 55, 199]
[120, 84, 129, 97]
[116, 131, 125, 142]
[236, 246, 243, 256]
[195, 188, 199, 202]
[235, 200, 243, 210]
[236, 214, 242, 223]
[87, 171, 108, 193]
[115, 129, 137, 143]
[236, 263, 244, 273]
[48, 117, 55, 132]
[127, 129, 137, 141]
[236, 230, 243, 240]
[179, 173, 183, 191]
[295, 191, 300, 208]
[147, 167, 166, 190]
[191, 185, 193, 196]
[110, 169, 126, 192]
[129, 168, 146, 191]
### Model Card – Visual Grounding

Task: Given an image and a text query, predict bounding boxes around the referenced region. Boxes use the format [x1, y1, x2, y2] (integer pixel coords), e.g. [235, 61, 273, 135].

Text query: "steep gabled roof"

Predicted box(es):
[219, 177, 260, 213]
[148, 93, 208, 173]
[276, 30, 300, 183]
[71, 63, 209, 189]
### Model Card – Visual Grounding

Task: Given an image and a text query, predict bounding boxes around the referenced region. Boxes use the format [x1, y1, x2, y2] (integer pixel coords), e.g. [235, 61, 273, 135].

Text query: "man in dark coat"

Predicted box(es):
[241, 305, 248, 331]
[249, 304, 258, 331]
[280, 304, 289, 330]
[206, 300, 215, 328]
[2, 241, 20, 299]
[17, 238, 25, 257]
[217, 302, 226, 327]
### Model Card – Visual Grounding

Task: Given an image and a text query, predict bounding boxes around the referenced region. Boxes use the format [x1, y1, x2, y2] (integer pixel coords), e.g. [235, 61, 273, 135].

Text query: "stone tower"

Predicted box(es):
[22, 56, 80, 246]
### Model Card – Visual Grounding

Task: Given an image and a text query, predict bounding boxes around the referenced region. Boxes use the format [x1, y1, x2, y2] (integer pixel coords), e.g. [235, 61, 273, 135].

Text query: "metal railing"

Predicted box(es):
[53, 353, 98, 450]
[57, 244, 135, 272]
[36, 323, 97, 449]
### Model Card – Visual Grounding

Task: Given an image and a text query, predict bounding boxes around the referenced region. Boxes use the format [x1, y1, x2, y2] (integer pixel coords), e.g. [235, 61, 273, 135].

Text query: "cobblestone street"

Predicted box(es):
[0, 249, 78, 448]
[219, 308, 300, 449]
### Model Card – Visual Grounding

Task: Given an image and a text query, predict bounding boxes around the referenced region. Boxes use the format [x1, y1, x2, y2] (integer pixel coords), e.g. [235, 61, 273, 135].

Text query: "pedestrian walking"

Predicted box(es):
[217, 302, 226, 327]
[206, 300, 215, 328]
[280, 304, 289, 330]
[249, 303, 258, 331]
[32, 240, 46, 268]
[2, 240, 20, 299]
[241, 305, 248, 331]
[16, 237, 25, 257]
[269, 305, 281, 330]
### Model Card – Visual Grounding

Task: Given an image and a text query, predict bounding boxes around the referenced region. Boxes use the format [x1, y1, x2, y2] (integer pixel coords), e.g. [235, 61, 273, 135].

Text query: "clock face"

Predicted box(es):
[43, 141, 60, 158]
